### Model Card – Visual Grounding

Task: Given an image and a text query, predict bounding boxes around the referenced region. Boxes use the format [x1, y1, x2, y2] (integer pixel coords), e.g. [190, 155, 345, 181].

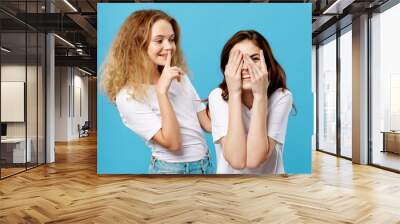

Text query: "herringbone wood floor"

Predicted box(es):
[1, 134, 400, 223]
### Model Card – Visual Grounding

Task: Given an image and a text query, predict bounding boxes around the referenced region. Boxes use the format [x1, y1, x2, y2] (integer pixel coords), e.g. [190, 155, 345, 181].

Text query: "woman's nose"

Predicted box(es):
[163, 40, 172, 50]
[242, 61, 248, 70]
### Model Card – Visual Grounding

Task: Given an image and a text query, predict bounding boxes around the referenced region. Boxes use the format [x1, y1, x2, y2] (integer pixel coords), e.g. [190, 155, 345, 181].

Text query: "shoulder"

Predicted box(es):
[208, 88, 226, 110]
[177, 74, 195, 91]
[270, 88, 292, 104]
[181, 74, 193, 87]
[115, 87, 129, 104]
[115, 87, 142, 108]
[208, 88, 226, 105]
[182, 74, 191, 82]
[208, 88, 223, 100]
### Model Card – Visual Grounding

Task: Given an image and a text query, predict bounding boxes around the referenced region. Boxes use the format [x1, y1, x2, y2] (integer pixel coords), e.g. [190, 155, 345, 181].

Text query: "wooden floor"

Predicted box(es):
[0, 167, 26, 178]
[373, 150, 400, 171]
[1, 135, 400, 223]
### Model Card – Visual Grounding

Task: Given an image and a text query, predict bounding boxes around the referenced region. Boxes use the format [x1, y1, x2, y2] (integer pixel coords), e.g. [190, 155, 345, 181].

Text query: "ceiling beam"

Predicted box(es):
[55, 55, 96, 73]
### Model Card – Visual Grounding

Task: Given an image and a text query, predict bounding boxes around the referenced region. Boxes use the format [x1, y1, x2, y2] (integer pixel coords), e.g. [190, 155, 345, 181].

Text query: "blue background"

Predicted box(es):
[98, 3, 312, 174]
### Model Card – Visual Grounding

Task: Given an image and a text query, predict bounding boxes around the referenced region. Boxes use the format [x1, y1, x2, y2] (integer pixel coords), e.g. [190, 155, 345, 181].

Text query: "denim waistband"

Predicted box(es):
[149, 153, 211, 174]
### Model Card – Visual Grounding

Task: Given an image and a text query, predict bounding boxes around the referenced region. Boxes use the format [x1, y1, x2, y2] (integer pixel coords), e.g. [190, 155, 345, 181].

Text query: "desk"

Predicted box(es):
[381, 131, 400, 154]
[1, 138, 31, 163]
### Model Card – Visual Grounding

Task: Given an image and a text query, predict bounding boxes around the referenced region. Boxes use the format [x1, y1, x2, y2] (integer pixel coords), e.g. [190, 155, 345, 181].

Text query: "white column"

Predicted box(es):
[45, 1, 55, 163]
[352, 14, 369, 164]
[46, 33, 55, 163]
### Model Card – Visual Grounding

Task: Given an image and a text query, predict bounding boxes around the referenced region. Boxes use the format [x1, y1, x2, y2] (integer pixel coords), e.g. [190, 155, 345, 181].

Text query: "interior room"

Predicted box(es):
[0, 0, 399, 223]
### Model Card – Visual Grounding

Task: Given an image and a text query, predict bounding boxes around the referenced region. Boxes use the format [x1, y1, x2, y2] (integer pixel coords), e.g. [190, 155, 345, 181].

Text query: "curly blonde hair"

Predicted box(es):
[101, 9, 187, 102]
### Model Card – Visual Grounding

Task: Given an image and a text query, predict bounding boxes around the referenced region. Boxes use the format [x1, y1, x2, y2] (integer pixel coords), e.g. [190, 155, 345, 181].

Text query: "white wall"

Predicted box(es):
[71, 72, 89, 139]
[55, 67, 69, 141]
[1, 65, 42, 137]
[55, 67, 89, 141]
[1, 66, 25, 129]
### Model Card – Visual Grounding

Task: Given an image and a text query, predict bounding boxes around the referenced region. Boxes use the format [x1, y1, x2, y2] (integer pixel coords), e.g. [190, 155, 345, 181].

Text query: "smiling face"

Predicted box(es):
[147, 19, 176, 66]
[230, 39, 261, 90]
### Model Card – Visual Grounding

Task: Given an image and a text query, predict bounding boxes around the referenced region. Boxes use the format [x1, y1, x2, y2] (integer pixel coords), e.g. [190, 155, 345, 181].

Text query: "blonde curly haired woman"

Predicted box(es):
[102, 10, 211, 174]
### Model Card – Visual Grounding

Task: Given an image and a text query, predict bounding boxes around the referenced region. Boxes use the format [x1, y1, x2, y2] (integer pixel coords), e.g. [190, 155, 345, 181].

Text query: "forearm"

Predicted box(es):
[246, 95, 269, 168]
[156, 92, 181, 150]
[197, 110, 212, 133]
[223, 93, 247, 169]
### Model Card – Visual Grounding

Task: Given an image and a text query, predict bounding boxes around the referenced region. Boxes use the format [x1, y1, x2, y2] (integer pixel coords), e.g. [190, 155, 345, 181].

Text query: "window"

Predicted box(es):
[317, 35, 337, 155]
[339, 27, 352, 158]
[371, 2, 400, 171]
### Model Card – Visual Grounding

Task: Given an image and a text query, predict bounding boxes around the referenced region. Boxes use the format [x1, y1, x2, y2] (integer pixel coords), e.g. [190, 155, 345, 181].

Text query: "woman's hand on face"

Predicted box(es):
[157, 50, 184, 95]
[224, 50, 243, 95]
[244, 50, 269, 98]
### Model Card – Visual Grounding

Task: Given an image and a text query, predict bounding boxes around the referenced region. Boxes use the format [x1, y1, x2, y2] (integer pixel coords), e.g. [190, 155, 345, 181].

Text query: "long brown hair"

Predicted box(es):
[101, 9, 187, 102]
[219, 30, 288, 101]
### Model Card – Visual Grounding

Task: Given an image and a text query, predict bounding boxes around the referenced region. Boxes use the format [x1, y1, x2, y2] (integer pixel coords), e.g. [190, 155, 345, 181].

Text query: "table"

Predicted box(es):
[381, 131, 400, 154]
[1, 138, 31, 163]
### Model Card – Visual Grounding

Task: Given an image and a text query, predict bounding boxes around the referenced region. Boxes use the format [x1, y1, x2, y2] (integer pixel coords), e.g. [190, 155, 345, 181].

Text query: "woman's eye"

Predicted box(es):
[153, 39, 162, 44]
[252, 58, 260, 62]
[169, 38, 175, 42]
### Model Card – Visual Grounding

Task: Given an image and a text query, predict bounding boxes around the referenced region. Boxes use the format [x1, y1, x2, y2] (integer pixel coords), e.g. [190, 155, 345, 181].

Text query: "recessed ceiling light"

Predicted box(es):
[63, 0, 78, 12]
[54, 34, 75, 48]
[77, 67, 93, 76]
[322, 0, 354, 15]
[1, 47, 11, 53]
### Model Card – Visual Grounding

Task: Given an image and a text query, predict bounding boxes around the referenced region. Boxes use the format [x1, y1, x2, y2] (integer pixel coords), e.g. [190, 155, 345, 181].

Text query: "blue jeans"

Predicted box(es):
[149, 155, 211, 174]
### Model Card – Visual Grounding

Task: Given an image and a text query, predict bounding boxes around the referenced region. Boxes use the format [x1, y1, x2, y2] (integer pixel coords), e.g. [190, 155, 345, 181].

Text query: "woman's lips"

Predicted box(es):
[241, 74, 251, 80]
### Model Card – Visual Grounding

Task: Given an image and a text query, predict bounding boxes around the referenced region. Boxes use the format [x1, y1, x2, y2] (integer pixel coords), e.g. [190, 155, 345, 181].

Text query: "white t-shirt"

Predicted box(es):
[208, 88, 292, 174]
[115, 75, 208, 162]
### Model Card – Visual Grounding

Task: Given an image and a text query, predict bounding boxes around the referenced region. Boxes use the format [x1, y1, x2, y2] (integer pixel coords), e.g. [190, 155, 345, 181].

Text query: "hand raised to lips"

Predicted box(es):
[156, 50, 185, 94]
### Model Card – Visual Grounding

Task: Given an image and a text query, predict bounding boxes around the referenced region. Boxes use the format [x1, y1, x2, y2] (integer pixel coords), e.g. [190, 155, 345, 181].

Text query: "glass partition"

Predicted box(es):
[0, 1, 46, 179]
[1, 30, 28, 178]
[317, 35, 337, 155]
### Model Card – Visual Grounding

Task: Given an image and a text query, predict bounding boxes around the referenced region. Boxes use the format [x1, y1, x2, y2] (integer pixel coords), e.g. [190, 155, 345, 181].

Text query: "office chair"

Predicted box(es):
[79, 121, 90, 138]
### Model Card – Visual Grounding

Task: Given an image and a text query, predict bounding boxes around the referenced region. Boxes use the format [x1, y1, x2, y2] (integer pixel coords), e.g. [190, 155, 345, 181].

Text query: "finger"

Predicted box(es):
[225, 51, 235, 73]
[227, 50, 237, 68]
[165, 50, 172, 68]
[232, 52, 243, 73]
[244, 54, 258, 79]
[177, 67, 186, 76]
[170, 68, 184, 76]
[243, 57, 256, 82]
[250, 67, 256, 82]
[227, 50, 235, 67]
[245, 54, 263, 79]
[170, 66, 185, 75]
[170, 70, 180, 80]
[226, 50, 240, 78]
[229, 49, 238, 61]
[260, 49, 268, 72]
[178, 70, 185, 82]
[235, 58, 243, 77]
